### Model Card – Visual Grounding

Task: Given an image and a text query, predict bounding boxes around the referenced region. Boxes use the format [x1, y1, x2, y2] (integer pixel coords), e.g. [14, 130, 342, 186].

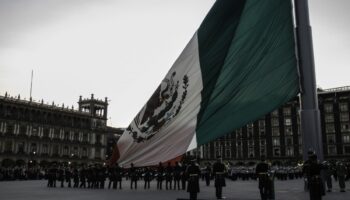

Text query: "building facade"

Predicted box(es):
[0, 93, 113, 167]
[197, 86, 350, 163]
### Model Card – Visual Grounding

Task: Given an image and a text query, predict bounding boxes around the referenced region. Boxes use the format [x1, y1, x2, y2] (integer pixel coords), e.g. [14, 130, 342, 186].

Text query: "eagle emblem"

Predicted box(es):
[126, 71, 189, 143]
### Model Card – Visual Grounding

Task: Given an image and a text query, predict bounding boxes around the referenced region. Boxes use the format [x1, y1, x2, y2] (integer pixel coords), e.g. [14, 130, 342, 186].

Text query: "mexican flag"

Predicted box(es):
[112, 0, 299, 167]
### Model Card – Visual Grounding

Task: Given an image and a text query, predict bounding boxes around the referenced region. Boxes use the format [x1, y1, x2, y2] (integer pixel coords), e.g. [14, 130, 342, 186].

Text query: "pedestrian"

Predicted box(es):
[336, 160, 347, 192]
[129, 163, 138, 189]
[144, 167, 152, 189]
[186, 159, 200, 200]
[256, 155, 271, 200]
[165, 162, 173, 190]
[303, 151, 323, 200]
[157, 162, 164, 190]
[205, 162, 212, 186]
[213, 156, 226, 199]
[173, 162, 182, 190]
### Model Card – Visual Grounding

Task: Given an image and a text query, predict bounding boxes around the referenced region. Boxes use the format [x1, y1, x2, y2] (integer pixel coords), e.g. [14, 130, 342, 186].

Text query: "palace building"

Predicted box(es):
[0, 93, 120, 167]
[195, 86, 350, 163]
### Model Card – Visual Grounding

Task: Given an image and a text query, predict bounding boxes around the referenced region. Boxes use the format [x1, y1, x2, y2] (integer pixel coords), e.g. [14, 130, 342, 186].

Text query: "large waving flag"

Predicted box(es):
[112, 0, 300, 167]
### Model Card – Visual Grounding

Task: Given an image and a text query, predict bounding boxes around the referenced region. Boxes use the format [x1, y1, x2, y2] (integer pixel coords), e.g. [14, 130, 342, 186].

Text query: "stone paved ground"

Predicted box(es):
[0, 179, 349, 200]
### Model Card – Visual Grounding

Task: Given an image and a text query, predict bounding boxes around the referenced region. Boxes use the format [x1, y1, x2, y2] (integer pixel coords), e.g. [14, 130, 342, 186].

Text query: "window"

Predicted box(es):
[341, 123, 350, 132]
[19, 125, 26, 135]
[74, 132, 79, 141]
[272, 138, 280, 146]
[273, 148, 280, 156]
[326, 124, 335, 133]
[260, 148, 266, 156]
[342, 135, 350, 143]
[225, 149, 231, 158]
[283, 107, 291, 116]
[284, 118, 292, 126]
[339, 103, 348, 112]
[344, 146, 350, 154]
[83, 133, 89, 142]
[63, 146, 69, 155]
[82, 148, 88, 157]
[285, 137, 293, 146]
[5, 141, 13, 152]
[340, 113, 349, 122]
[285, 127, 293, 136]
[327, 135, 336, 144]
[272, 127, 280, 136]
[32, 127, 38, 136]
[30, 143, 37, 153]
[328, 145, 337, 155]
[286, 147, 294, 156]
[259, 120, 265, 128]
[64, 131, 69, 140]
[248, 147, 254, 158]
[325, 114, 334, 123]
[54, 129, 60, 139]
[17, 142, 25, 153]
[42, 144, 48, 154]
[260, 140, 266, 146]
[271, 118, 279, 126]
[271, 110, 279, 117]
[53, 145, 59, 155]
[324, 104, 333, 113]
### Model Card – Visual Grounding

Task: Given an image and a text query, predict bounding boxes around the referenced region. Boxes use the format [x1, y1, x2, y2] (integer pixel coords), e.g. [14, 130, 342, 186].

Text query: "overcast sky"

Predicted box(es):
[0, 0, 349, 127]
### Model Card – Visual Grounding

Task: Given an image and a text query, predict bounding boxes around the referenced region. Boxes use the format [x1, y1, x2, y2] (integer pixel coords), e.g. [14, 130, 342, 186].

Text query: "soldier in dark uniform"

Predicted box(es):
[256, 155, 270, 200]
[181, 162, 187, 190]
[48, 164, 57, 187]
[58, 166, 65, 188]
[165, 162, 173, 190]
[336, 160, 347, 192]
[157, 162, 164, 190]
[108, 165, 115, 189]
[73, 168, 79, 188]
[303, 151, 323, 200]
[79, 166, 87, 188]
[114, 163, 123, 189]
[98, 165, 106, 189]
[173, 162, 182, 190]
[213, 156, 226, 199]
[65, 167, 72, 188]
[186, 159, 200, 200]
[204, 162, 212, 186]
[144, 166, 152, 189]
[129, 163, 138, 189]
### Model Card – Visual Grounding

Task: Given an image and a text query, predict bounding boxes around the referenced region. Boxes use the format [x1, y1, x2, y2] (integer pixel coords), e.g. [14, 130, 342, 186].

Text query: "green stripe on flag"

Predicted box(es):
[196, 0, 299, 145]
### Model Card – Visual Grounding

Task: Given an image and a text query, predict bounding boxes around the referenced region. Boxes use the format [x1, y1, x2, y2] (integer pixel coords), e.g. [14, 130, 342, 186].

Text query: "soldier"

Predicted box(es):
[73, 167, 79, 188]
[114, 163, 123, 189]
[98, 165, 106, 189]
[336, 160, 347, 192]
[65, 167, 72, 188]
[57, 166, 65, 188]
[303, 151, 323, 200]
[256, 155, 270, 200]
[213, 156, 226, 199]
[144, 166, 152, 189]
[322, 161, 333, 192]
[79, 166, 87, 188]
[157, 162, 164, 190]
[165, 162, 173, 190]
[107, 165, 115, 189]
[204, 162, 212, 186]
[181, 162, 187, 190]
[186, 159, 200, 200]
[173, 162, 182, 190]
[129, 163, 138, 189]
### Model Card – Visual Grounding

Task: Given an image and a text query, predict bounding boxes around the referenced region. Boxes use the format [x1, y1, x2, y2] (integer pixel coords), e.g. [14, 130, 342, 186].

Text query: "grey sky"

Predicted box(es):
[0, 0, 349, 127]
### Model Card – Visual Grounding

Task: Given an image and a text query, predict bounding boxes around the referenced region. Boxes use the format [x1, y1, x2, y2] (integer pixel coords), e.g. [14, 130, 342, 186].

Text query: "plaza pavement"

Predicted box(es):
[0, 178, 349, 200]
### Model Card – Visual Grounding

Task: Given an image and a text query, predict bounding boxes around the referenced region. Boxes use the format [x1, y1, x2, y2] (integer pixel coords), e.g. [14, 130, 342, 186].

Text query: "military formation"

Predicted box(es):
[1, 156, 350, 200]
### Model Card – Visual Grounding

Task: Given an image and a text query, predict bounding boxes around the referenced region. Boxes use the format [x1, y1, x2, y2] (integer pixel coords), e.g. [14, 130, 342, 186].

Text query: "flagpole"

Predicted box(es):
[294, 0, 324, 161]
[30, 70, 33, 100]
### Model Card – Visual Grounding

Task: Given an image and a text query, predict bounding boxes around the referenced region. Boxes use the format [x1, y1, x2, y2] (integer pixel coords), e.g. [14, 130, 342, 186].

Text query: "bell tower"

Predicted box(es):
[78, 94, 108, 121]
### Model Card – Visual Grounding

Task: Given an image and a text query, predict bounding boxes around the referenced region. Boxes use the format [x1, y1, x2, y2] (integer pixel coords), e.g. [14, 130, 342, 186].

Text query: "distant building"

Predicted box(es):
[0, 93, 121, 167]
[194, 86, 350, 163]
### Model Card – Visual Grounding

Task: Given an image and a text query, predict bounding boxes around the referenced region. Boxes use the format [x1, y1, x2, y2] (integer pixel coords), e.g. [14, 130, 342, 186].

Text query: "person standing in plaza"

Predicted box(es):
[143, 166, 152, 189]
[256, 155, 270, 200]
[129, 163, 138, 190]
[186, 159, 201, 200]
[303, 151, 323, 200]
[165, 162, 173, 190]
[173, 161, 182, 190]
[114, 163, 123, 189]
[336, 160, 347, 192]
[157, 162, 164, 190]
[213, 156, 226, 199]
[204, 162, 212, 186]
